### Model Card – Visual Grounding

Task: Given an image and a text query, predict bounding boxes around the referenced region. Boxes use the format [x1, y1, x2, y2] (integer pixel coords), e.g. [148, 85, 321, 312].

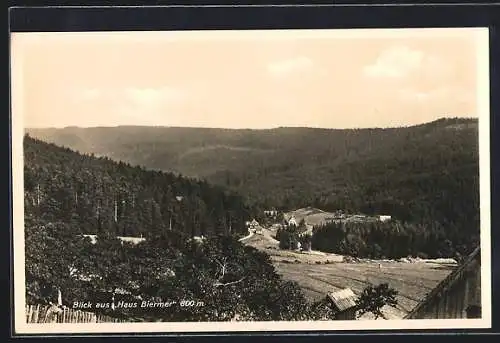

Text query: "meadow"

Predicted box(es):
[273, 260, 454, 319]
[243, 228, 455, 319]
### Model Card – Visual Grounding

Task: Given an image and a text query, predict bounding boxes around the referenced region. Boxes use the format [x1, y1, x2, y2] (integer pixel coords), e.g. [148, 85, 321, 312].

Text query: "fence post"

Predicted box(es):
[26, 305, 32, 323]
[34, 304, 40, 323]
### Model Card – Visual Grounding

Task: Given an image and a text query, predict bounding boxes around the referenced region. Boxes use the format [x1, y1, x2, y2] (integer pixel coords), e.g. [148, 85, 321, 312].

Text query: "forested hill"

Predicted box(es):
[23, 135, 255, 239]
[23, 136, 340, 322]
[27, 118, 479, 225]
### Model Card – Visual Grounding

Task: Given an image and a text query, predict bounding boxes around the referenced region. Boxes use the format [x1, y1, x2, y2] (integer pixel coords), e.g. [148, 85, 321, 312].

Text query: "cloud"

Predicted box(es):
[267, 56, 315, 77]
[363, 46, 425, 78]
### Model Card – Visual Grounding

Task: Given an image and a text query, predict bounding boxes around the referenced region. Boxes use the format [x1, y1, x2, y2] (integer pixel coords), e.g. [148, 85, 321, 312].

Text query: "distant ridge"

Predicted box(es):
[26, 117, 478, 132]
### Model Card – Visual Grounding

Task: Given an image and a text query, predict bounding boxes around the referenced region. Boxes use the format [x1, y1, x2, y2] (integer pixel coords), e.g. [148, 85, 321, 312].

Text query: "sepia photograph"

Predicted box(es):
[11, 27, 491, 334]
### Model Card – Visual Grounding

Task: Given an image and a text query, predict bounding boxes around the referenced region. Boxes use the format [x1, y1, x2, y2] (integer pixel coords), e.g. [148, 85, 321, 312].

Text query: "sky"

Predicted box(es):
[11, 28, 487, 129]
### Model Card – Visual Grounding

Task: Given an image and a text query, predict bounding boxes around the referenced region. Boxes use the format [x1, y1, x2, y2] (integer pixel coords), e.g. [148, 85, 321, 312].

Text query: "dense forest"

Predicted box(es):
[311, 219, 478, 260]
[27, 118, 480, 231]
[25, 136, 388, 321]
[24, 135, 256, 239]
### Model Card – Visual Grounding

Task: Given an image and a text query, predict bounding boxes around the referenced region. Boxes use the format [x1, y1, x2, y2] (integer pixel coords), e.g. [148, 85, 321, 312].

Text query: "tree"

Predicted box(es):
[307, 296, 336, 320]
[25, 220, 89, 305]
[299, 234, 312, 251]
[355, 283, 398, 319]
[298, 218, 306, 229]
[278, 226, 301, 251]
[278, 229, 291, 250]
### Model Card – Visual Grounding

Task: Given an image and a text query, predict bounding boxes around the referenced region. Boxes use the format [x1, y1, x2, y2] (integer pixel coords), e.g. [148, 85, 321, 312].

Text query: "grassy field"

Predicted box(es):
[273, 260, 454, 319]
[283, 207, 338, 227]
[243, 227, 455, 319]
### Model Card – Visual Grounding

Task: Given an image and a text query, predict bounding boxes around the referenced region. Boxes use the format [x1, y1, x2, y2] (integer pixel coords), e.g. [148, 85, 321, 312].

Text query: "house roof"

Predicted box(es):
[404, 246, 480, 319]
[327, 288, 358, 312]
[118, 236, 146, 244]
[80, 234, 145, 245]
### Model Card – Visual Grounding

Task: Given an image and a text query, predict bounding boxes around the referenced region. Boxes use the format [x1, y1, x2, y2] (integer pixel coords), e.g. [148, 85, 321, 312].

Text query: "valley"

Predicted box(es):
[22, 118, 479, 322]
[241, 222, 455, 319]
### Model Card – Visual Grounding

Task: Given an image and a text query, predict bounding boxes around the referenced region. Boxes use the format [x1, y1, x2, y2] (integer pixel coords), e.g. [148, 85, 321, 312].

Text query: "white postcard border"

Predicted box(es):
[11, 27, 492, 334]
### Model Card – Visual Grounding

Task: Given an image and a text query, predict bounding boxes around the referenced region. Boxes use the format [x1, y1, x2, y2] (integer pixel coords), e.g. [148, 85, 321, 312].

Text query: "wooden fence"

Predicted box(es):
[26, 304, 126, 323]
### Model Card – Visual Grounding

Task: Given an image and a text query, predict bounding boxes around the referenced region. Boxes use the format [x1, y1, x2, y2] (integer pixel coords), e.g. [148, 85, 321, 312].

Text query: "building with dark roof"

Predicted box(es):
[327, 288, 358, 320]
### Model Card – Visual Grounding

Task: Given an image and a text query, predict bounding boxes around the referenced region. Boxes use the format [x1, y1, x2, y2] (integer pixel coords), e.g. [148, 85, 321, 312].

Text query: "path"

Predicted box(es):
[238, 230, 255, 243]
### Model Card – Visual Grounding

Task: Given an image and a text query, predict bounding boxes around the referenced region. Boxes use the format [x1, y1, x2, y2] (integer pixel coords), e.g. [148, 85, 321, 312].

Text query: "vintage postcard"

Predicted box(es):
[11, 27, 491, 334]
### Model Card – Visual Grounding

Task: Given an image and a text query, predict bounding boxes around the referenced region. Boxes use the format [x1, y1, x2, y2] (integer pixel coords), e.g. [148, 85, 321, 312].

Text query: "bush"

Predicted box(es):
[355, 283, 398, 319]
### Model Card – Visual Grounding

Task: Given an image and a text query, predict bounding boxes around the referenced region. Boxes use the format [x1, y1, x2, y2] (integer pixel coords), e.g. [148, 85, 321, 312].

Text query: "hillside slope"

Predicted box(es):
[23, 136, 255, 238]
[26, 117, 479, 230]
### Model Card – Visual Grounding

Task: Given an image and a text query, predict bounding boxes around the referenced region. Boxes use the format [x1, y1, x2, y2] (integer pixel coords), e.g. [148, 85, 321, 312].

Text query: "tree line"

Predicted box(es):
[311, 219, 479, 260]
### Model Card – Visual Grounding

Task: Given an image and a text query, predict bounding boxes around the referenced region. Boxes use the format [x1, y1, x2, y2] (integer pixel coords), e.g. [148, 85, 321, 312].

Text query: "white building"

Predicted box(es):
[379, 215, 392, 222]
[246, 219, 260, 232]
